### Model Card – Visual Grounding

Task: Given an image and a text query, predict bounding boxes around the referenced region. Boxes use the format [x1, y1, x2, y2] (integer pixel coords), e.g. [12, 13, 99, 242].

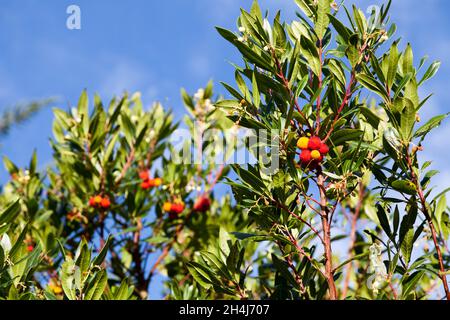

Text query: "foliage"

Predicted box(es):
[0, 0, 449, 300]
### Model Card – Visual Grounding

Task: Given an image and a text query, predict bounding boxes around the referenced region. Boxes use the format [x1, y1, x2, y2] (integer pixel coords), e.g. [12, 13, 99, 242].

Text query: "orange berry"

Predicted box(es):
[94, 196, 103, 205]
[308, 137, 322, 150]
[297, 137, 310, 150]
[163, 202, 172, 212]
[100, 197, 111, 209]
[153, 178, 162, 187]
[139, 171, 150, 181]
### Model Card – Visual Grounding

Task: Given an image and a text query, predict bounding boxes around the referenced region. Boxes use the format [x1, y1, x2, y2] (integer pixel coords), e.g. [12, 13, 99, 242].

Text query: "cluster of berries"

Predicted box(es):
[163, 200, 186, 219]
[297, 136, 329, 169]
[88, 195, 111, 209]
[139, 171, 163, 190]
[193, 195, 211, 213]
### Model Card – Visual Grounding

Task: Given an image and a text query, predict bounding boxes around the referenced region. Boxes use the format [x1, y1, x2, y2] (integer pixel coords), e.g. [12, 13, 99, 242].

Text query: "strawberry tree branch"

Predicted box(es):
[317, 171, 338, 300]
[405, 151, 450, 300]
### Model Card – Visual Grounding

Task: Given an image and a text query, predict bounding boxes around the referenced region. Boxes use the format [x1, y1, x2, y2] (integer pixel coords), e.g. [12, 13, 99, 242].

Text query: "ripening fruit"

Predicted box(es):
[101, 197, 111, 209]
[171, 202, 185, 214]
[27, 245, 34, 252]
[94, 196, 103, 205]
[319, 143, 329, 155]
[299, 150, 312, 164]
[297, 137, 310, 150]
[89, 197, 96, 207]
[308, 137, 322, 150]
[194, 195, 211, 213]
[152, 178, 162, 187]
[163, 202, 172, 212]
[141, 180, 151, 190]
[311, 150, 322, 161]
[139, 171, 150, 181]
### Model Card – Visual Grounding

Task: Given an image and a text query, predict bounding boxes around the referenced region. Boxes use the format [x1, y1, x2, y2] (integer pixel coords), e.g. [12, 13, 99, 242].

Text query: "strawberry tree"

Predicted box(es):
[200, 0, 450, 300]
[0, 0, 449, 302]
[0, 83, 249, 300]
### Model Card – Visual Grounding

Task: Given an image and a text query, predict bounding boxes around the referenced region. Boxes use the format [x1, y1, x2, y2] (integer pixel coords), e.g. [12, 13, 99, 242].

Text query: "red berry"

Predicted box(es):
[100, 198, 111, 209]
[194, 196, 211, 213]
[89, 197, 96, 207]
[308, 137, 322, 150]
[27, 245, 34, 252]
[300, 150, 312, 164]
[139, 171, 150, 181]
[319, 143, 329, 155]
[172, 203, 185, 214]
[141, 180, 151, 190]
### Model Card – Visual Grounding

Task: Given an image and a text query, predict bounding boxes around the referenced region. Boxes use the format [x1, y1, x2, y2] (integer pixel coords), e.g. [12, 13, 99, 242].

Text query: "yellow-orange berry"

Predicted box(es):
[94, 196, 103, 205]
[163, 202, 172, 212]
[153, 178, 162, 187]
[311, 150, 322, 160]
[297, 137, 310, 150]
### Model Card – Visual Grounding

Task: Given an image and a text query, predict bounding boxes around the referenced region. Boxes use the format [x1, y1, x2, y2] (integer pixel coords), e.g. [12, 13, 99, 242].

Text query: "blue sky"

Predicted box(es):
[0, 0, 450, 297]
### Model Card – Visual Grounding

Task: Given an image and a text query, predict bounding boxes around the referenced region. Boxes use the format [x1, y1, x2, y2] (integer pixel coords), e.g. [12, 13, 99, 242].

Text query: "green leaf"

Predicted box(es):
[356, 73, 388, 102]
[0, 199, 21, 225]
[391, 180, 417, 195]
[315, 0, 331, 40]
[414, 113, 449, 138]
[3, 156, 18, 175]
[387, 42, 400, 90]
[60, 259, 77, 300]
[403, 43, 414, 75]
[186, 262, 213, 290]
[329, 129, 364, 146]
[77, 90, 90, 135]
[300, 36, 321, 76]
[295, 0, 315, 20]
[401, 271, 425, 299]
[85, 269, 108, 300]
[252, 71, 260, 109]
[92, 236, 112, 267]
[419, 61, 441, 86]
[271, 254, 298, 288]
[328, 14, 351, 42]
[400, 98, 416, 141]
[400, 228, 414, 265]
[250, 0, 263, 21]
[376, 204, 392, 239]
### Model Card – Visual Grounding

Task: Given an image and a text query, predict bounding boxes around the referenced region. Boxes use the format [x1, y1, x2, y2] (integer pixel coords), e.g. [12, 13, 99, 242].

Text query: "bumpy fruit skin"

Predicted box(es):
[94, 196, 103, 205]
[311, 150, 322, 161]
[172, 202, 185, 214]
[153, 178, 162, 187]
[101, 198, 111, 209]
[300, 150, 312, 164]
[194, 196, 211, 213]
[319, 143, 329, 155]
[139, 171, 150, 181]
[297, 137, 310, 150]
[308, 137, 322, 150]
[89, 197, 96, 207]
[141, 180, 151, 190]
[163, 202, 172, 212]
